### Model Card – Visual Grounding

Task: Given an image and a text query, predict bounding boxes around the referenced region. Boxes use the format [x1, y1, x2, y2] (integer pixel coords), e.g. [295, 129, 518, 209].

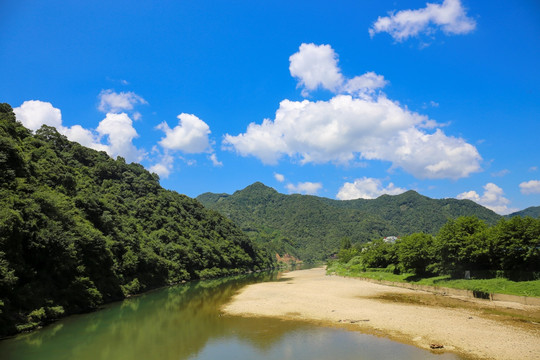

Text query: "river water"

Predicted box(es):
[0, 271, 463, 360]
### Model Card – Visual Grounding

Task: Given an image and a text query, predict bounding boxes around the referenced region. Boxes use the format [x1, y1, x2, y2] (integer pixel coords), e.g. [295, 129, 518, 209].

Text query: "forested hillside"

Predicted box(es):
[507, 206, 540, 219]
[0, 104, 273, 336]
[197, 183, 502, 262]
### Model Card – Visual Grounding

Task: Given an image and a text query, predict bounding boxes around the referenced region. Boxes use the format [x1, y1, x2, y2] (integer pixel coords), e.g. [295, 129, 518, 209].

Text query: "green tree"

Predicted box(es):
[358, 239, 397, 268]
[436, 216, 489, 276]
[491, 217, 540, 277]
[397, 233, 435, 275]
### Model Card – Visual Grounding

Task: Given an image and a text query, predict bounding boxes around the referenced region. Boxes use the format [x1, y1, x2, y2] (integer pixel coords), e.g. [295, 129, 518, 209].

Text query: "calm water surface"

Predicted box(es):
[0, 271, 463, 360]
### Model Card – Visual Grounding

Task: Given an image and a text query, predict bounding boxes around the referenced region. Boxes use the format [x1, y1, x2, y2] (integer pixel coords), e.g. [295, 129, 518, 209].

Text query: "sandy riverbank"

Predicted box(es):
[222, 267, 540, 360]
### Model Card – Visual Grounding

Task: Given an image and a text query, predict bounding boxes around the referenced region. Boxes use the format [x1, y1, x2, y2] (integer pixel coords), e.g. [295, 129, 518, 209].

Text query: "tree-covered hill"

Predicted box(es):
[507, 206, 540, 219]
[0, 104, 273, 336]
[197, 183, 502, 262]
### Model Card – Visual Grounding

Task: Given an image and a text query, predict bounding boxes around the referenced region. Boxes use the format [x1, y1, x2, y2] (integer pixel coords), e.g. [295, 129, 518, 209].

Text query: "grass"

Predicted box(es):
[327, 263, 540, 298]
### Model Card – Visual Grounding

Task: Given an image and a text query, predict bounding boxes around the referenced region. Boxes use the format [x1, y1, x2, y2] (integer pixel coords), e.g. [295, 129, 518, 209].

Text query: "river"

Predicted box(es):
[0, 270, 463, 359]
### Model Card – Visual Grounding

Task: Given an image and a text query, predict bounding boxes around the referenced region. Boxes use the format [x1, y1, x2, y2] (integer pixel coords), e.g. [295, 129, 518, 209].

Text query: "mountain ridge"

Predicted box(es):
[507, 206, 540, 219]
[197, 183, 502, 261]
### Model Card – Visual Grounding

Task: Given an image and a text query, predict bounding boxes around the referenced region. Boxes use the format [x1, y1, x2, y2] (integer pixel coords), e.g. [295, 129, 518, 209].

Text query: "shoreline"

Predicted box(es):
[221, 267, 540, 360]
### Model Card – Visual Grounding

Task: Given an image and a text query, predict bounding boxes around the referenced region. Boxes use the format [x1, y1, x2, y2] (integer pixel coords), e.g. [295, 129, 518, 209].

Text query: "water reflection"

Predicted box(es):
[0, 271, 463, 360]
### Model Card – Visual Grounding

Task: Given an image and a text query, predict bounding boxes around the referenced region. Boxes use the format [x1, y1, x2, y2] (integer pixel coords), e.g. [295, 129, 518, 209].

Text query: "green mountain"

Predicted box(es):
[507, 206, 540, 219]
[197, 182, 502, 262]
[0, 104, 273, 336]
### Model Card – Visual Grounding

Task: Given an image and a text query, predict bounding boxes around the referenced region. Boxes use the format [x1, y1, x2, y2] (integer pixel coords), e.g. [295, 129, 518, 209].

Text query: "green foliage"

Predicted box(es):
[357, 239, 397, 269]
[340, 237, 352, 250]
[436, 216, 489, 275]
[330, 215, 540, 295]
[397, 233, 436, 275]
[490, 216, 540, 276]
[197, 183, 501, 262]
[0, 103, 274, 337]
[506, 206, 540, 219]
[337, 248, 358, 264]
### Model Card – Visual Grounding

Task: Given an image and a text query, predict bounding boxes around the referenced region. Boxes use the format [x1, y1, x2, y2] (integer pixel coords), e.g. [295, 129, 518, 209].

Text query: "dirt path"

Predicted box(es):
[221, 267, 540, 360]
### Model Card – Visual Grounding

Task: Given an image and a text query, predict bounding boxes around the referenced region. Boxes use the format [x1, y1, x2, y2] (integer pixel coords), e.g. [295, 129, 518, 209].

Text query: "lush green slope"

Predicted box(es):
[507, 206, 540, 219]
[0, 104, 273, 336]
[197, 183, 502, 262]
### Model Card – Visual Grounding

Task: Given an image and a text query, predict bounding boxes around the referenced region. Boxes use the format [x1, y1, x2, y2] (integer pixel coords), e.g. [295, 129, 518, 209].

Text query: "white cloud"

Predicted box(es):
[288, 44, 388, 98]
[96, 113, 145, 162]
[61, 124, 108, 152]
[289, 43, 344, 96]
[13, 100, 62, 131]
[369, 0, 476, 42]
[225, 44, 480, 180]
[519, 180, 540, 195]
[336, 177, 407, 200]
[224, 95, 481, 179]
[157, 113, 211, 153]
[342, 72, 388, 97]
[529, 166, 538, 172]
[285, 182, 322, 195]
[98, 89, 147, 113]
[457, 183, 516, 215]
[13, 100, 145, 163]
[274, 173, 285, 182]
[149, 153, 174, 179]
[209, 153, 223, 167]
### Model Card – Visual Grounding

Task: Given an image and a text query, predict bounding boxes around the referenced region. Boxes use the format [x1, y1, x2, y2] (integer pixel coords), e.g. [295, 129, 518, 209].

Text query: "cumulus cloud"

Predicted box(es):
[457, 183, 516, 215]
[151, 113, 219, 173]
[14, 100, 145, 163]
[96, 113, 145, 162]
[149, 153, 174, 179]
[61, 124, 108, 152]
[289, 43, 344, 96]
[98, 89, 147, 113]
[369, 0, 476, 42]
[288, 43, 388, 98]
[14, 100, 63, 131]
[157, 113, 211, 153]
[342, 72, 388, 98]
[209, 153, 223, 167]
[224, 44, 481, 179]
[274, 173, 285, 182]
[224, 95, 480, 179]
[519, 180, 540, 195]
[285, 181, 322, 195]
[337, 177, 407, 200]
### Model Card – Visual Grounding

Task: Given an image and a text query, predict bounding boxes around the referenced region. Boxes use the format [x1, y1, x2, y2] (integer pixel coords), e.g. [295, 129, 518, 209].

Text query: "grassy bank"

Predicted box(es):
[327, 262, 540, 298]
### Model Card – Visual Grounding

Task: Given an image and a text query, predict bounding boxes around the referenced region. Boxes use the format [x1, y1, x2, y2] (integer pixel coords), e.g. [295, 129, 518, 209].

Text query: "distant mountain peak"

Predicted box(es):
[237, 182, 278, 194]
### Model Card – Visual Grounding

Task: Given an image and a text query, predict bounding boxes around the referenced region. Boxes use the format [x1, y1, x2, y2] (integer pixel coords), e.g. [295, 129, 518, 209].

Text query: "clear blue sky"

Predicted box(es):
[1, 0, 539, 214]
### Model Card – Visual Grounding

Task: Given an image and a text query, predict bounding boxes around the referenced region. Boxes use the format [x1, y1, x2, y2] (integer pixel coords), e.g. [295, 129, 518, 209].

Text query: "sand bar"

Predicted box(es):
[222, 267, 540, 360]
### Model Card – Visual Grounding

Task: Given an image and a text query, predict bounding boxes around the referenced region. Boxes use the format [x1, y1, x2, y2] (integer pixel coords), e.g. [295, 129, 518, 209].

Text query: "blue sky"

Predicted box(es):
[1, 0, 539, 214]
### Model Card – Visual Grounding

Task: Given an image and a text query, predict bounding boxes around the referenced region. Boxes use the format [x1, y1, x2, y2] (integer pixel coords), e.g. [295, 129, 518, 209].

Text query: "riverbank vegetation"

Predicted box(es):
[328, 216, 540, 297]
[0, 104, 274, 337]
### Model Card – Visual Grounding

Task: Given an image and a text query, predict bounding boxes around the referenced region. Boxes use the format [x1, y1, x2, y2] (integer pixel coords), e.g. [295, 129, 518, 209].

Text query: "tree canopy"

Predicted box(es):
[335, 216, 540, 281]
